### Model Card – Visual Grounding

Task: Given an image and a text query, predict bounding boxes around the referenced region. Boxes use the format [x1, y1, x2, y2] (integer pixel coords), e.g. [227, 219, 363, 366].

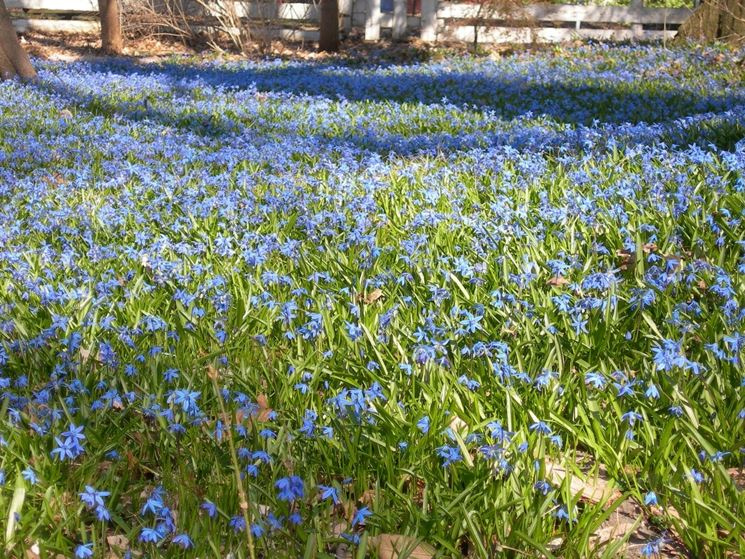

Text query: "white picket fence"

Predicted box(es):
[8, 0, 691, 43]
[8, 0, 99, 32]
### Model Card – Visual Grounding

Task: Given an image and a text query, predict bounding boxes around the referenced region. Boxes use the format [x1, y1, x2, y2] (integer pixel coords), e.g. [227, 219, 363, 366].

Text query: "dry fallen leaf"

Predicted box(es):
[330, 520, 349, 537]
[545, 459, 619, 504]
[617, 249, 636, 272]
[448, 414, 468, 434]
[547, 536, 564, 551]
[595, 499, 687, 557]
[359, 488, 376, 506]
[358, 288, 384, 305]
[25, 542, 40, 559]
[107, 534, 129, 549]
[43, 173, 65, 187]
[728, 468, 745, 491]
[126, 450, 138, 471]
[370, 534, 436, 559]
[255, 393, 273, 422]
[96, 460, 114, 475]
[547, 276, 569, 287]
[79, 347, 103, 364]
[106, 535, 141, 559]
[335, 543, 353, 559]
[590, 498, 641, 546]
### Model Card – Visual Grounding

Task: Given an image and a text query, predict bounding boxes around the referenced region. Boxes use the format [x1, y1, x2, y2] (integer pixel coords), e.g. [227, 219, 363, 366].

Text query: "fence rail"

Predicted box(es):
[437, 3, 689, 23]
[8, 0, 691, 43]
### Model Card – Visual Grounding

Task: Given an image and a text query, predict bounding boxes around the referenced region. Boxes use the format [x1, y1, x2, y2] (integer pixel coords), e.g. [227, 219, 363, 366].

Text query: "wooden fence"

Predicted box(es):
[8, 0, 691, 43]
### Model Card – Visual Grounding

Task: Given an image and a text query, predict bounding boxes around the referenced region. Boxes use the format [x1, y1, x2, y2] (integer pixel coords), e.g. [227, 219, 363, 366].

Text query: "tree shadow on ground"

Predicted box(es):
[63, 56, 744, 125]
[34, 56, 745, 155]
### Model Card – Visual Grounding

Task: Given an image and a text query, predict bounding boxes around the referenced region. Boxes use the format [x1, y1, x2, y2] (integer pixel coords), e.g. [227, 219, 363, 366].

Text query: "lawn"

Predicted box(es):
[0, 43, 744, 558]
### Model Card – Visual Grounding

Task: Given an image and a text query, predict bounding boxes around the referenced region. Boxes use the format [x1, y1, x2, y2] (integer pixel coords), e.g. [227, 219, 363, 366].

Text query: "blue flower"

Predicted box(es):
[62, 423, 86, 444]
[585, 371, 606, 389]
[266, 512, 283, 531]
[51, 424, 86, 461]
[139, 527, 162, 543]
[640, 536, 667, 557]
[79, 485, 110, 509]
[172, 533, 193, 549]
[436, 445, 462, 467]
[645, 383, 660, 399]
[51, 437, 78, 461]
[95, 505, 111, 522]
[352, 506, 372, 527]
[229, 515, 246, 533]
[318, 484, 340, 505]
[644, 491, 658, 506]
[201, 500, 217, 518]
[621, 411, 643, 426]
[459, 311, 482, 333]
[345, 321, 363, 341]
[167, 389, 202, 416]
[416, 415, 430, 434]
[554, 505, 571, 522]
[529, 421, 552, 435]
[652, 339, 688, 372]
[21, 468, 37, 485]
[74, 544, 93, 559]
[275, 476, 304, 502]
[251, 522, 265, 538]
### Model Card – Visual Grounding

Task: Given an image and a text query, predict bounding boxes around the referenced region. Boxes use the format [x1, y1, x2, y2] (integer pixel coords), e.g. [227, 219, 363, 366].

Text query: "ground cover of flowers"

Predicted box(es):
[0, 43, 744, 558]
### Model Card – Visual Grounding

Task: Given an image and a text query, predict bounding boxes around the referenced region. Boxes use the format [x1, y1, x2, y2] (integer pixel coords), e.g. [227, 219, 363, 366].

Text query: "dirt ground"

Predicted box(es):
[19, 29, 542, 63]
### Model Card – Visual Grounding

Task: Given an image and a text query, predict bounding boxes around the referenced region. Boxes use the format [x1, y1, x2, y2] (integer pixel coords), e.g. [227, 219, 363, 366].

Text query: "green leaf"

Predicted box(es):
[5, 472, 26, 549]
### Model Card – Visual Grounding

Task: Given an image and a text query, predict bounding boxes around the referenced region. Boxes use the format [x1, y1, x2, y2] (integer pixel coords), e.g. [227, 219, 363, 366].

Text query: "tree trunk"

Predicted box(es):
[722, 0, 745, 38]
[677, 0, 745, 42]
[319, 0, 340, 52]
[0, 0, 36, 80]
[0, 43, 15, 80]
[98, 0, 123, 54]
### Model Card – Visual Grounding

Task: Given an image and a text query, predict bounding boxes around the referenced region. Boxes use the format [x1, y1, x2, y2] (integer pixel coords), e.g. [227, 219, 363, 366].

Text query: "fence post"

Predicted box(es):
[365, 0, 381, 40]
[392, 0, 407, 39]
[631, 0, 643, 39]
[420, 0, 436, 41]
[340, 0, 353, 31]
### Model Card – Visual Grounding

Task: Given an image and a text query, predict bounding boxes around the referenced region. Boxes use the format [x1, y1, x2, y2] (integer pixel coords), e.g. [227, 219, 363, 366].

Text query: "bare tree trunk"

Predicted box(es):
[677, 0, 745, 42]
[319, 0, 339, 52]
[723, 0, 745, 38]
[0, 0, 36, 80]
[98, 0, 124, 54]
[0, 42, 15, 80]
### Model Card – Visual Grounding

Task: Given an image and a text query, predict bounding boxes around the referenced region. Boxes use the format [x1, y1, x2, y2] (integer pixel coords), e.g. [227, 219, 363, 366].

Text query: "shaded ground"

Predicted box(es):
[20, 29, 545, 63]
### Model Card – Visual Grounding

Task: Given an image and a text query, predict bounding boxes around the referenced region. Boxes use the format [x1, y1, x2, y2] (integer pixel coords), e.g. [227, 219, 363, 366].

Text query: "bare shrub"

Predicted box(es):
[121, 0, 281, 52]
